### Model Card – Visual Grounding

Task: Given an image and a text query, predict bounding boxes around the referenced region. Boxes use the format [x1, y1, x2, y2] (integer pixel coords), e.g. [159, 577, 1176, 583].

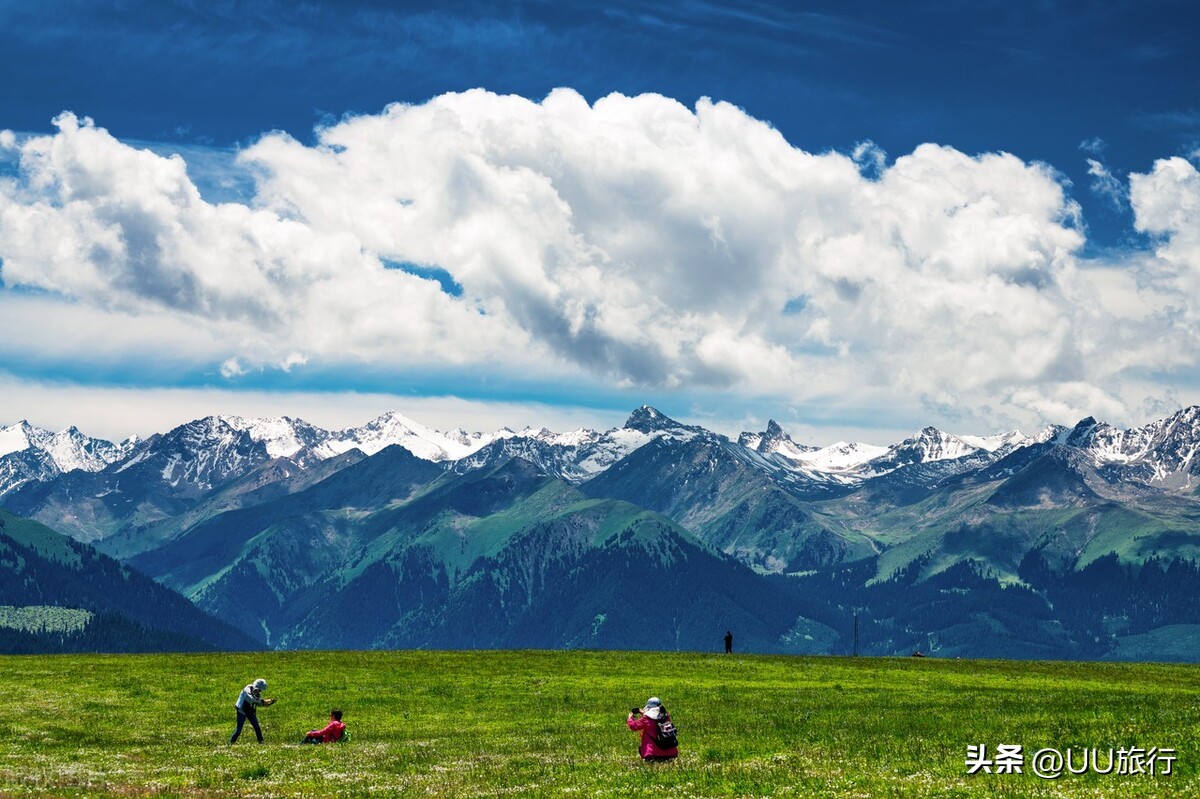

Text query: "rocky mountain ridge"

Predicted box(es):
[9, 405, 1200, 659]
[9, 405, 1200, 502]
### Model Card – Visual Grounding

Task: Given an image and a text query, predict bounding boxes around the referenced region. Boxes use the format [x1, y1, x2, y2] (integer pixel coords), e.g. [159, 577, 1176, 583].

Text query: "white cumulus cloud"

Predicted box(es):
[1130, 157, 1200, 326]
[0, 112, 522, 370]
[0, 90, 1197, 433]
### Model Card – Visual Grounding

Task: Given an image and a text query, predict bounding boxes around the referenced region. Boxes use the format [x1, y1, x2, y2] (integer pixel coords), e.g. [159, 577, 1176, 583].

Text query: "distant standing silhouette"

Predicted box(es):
[724, 630, 733, 654]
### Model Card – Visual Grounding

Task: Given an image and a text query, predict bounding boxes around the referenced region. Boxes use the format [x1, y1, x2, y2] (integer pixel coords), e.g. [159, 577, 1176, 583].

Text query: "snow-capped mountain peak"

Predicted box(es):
[17, 404, 1200, 508]
[328, 411, 501, 461]
[1063, 406, 1200, 487]
[621, 407, 711, 446]
[623, 405, 682, 433]
[959, 430, 1032, 453]
[842, 427, 984, 478]
[737, 432, 763, 450]
[44, 426, 123, 473]
[738, 420, 817, 462]
[1065, 417, 1103, 448]
[0, 420, 122, 473]
[899, 427, 979, 461]
[0, 420, 128, 497]
[514, 427, 601, 448]
[798, 441, 890, 473]
[218, 415, 328, 460]
[449, 409, 710, 484]
[0, 420, 51, 458]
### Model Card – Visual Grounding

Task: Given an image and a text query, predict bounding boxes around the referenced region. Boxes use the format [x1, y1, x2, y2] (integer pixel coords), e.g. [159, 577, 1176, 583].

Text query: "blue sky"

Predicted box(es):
[0, 1, 1198, 442]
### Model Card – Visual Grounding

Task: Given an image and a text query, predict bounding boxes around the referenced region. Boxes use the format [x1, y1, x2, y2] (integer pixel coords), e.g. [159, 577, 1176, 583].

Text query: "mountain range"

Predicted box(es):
[5, 405, 1200, 659]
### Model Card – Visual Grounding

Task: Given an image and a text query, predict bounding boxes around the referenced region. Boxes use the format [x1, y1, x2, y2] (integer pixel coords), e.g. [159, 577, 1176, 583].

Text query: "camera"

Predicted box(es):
[631, 707, 641, 715]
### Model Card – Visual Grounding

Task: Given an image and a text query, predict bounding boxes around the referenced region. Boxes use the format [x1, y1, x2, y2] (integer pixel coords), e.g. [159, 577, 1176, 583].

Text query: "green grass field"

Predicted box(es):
[1, 650, 1196, 797]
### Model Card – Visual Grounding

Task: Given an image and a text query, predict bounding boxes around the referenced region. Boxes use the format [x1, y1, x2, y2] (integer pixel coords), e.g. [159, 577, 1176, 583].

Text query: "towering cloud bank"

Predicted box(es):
[0, 90, 1195, 429]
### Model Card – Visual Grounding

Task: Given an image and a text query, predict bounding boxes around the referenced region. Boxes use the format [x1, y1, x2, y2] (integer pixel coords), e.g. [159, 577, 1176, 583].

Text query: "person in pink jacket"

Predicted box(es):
[626, 696, 678, 761]
[301, 709, 346, 744]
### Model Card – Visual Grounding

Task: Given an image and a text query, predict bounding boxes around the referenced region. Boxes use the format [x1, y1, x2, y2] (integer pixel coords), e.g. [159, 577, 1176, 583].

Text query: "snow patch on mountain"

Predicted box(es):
[567, 427, 659, 478]
[958, 430, 1032, 453]
[800, 441, 890, 472]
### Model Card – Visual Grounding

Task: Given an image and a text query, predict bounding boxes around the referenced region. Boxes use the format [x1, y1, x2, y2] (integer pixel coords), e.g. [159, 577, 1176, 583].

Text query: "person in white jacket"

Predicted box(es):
[229, 678, 276, 744]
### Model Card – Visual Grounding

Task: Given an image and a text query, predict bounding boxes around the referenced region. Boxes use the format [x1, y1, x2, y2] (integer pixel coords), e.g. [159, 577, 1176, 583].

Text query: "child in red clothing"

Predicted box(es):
[301, 709, 346, 744]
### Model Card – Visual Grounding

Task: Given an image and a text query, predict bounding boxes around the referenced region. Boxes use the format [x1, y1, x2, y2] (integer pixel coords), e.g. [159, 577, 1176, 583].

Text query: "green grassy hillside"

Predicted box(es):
[0, 649, 1195, 797]
[0, 509, 260, 653]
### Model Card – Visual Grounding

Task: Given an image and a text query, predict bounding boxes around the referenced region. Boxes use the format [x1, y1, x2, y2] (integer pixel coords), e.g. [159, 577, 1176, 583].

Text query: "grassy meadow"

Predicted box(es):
[0, 649, 1197, 797]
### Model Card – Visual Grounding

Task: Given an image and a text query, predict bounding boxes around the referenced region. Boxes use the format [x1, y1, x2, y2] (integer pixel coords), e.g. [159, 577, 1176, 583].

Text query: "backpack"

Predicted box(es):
[653, 713, 678, 749]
